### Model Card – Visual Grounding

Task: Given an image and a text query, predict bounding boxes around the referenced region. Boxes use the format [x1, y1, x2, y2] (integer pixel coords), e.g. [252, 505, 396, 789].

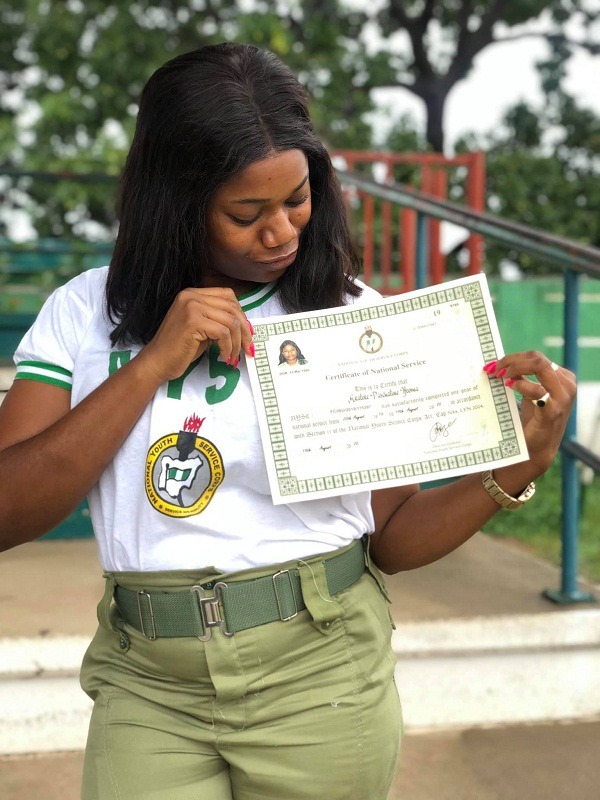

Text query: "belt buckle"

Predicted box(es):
[191, 582, 234, 640]
[137, 590, 157, 640]
[272, 570, 298, 622]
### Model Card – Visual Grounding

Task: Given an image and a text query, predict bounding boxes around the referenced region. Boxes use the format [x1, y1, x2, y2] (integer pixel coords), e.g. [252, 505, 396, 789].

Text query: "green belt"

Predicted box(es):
[114, 539, 366, 640]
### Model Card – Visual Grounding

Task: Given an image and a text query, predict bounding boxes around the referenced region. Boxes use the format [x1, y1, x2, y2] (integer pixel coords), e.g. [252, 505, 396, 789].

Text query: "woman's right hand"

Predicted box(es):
[137, 287, 255, 383]
[0, 287, 254, 547]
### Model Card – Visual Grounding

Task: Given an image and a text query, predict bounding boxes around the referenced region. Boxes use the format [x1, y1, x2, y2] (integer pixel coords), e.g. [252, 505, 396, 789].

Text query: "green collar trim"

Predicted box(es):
[238, 281, 278, 312]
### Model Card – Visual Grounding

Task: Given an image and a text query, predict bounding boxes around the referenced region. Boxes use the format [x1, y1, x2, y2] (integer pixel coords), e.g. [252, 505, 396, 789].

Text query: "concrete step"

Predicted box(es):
[394, 609, 600, 729]
[2, 609, 599, 755]
[3, 719, 600, 800]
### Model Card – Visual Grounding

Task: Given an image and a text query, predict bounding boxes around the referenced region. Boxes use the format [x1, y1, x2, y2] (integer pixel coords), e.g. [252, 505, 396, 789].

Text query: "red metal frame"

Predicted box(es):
[331, 150, 486, 293]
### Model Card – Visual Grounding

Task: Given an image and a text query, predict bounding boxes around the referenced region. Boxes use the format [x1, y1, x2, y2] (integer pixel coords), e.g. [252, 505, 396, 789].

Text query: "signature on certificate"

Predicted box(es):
[429, 418, 457, 442]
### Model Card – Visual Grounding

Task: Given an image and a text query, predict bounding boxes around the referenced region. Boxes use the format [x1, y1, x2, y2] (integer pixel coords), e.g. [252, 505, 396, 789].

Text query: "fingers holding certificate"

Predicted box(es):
[483, 351, 576, 476]
[246, 274, 530, 504]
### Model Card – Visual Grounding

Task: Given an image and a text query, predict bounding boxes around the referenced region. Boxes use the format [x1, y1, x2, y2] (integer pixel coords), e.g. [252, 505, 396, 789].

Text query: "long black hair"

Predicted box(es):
[106, 42, 361, 346]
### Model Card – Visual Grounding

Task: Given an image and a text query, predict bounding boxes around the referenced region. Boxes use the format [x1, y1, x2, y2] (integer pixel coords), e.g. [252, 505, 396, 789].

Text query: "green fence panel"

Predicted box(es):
[40, 500, 94, 540]
[489, 277, 600, 382]
[0, 312, 38, 360]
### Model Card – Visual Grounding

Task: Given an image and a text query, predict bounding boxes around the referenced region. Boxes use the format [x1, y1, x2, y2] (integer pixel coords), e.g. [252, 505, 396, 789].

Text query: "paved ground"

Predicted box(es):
[2, 719, 599, 800]
[392, 720, 600, 800]
[1, 534, 598, 797]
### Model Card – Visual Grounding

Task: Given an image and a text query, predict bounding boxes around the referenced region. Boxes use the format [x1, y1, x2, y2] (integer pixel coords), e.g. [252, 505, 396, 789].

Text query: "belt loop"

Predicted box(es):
[363, 534, 392, 603]
[97, 573, 118, 632]
[297, 560, 344, 635]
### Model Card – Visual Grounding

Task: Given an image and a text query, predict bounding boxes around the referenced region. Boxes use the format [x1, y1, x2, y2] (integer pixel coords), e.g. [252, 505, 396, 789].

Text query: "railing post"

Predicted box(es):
[543, 269, 595, 604]
[362, 194, 375, 285]
[466, 151, 485, 275]
[415, 213, 428, 290]
[400, 208, 416, 292]
[429, 169, 447, 285]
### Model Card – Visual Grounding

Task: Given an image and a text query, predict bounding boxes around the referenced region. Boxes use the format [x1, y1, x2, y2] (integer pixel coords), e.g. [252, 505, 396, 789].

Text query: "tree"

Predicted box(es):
[0, 0, 380, 239]
[243, 1, 600, 153]
[372, 0, 600, 152]
[0, 1, 238, 240]
[1, 0, 598, 242]
[234, 1, 600, 153]
[453, 92, 600, 273]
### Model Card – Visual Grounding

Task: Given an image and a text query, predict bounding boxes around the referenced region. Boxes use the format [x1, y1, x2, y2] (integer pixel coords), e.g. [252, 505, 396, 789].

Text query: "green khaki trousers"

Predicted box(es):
[80, 542, 402, 799]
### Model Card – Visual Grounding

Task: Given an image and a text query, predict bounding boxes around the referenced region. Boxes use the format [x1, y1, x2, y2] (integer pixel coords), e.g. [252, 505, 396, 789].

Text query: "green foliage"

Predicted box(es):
[239, 1, 379, 149]
[0, 0, 382, 236]
[0, 0, 598, 249]
[482, 459, 600, 583]
[1, 1, 237, 238]
[454, 92, 600, 273]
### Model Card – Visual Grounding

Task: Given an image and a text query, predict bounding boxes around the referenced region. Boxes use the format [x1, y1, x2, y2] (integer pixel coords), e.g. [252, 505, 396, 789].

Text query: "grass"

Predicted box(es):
[481, 457, 600, 584]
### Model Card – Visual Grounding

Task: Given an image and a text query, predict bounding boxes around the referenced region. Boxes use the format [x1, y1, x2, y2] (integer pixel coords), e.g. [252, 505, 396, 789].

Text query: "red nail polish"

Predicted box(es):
[504, 378, 515, 388]
[232, 358, 240, 369]
[483, 361, 497, 374]
[226, 355, 231, 365]
[248, 320, 255, 335]
[249, 343, 255, 358]
[497, 368, 507, 378]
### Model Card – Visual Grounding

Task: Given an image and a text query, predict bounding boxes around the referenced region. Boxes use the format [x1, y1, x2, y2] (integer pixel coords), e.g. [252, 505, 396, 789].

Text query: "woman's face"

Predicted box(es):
[204, 149, 312, 295]
[282, 344, 298, 364]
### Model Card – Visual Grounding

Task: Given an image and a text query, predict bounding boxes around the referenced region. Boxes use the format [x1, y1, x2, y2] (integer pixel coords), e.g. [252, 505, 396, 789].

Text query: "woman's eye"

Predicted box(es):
[229, 193, 308, 225]
[230, 215, 259, 226]
[286, 194, 309, 208]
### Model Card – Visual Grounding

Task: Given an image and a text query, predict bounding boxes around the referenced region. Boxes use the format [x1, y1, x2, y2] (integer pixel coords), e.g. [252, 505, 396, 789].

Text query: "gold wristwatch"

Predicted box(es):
[481, 470, 536, 510]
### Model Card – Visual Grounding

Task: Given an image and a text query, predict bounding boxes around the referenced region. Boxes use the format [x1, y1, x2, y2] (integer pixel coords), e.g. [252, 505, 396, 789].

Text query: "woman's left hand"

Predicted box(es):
[484, 351, 577, 477]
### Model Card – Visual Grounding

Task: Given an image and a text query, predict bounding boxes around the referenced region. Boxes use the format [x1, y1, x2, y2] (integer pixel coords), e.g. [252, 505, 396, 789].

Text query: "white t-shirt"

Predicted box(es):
[14, 267, 380, 572]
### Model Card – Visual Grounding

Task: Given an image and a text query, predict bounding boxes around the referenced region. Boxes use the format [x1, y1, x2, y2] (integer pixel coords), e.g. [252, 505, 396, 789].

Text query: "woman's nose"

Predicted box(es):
[260, 210, 296, 249]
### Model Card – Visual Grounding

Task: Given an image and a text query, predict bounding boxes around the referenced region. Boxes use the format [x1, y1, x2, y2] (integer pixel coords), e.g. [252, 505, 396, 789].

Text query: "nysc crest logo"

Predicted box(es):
[145, 414, 224, 518]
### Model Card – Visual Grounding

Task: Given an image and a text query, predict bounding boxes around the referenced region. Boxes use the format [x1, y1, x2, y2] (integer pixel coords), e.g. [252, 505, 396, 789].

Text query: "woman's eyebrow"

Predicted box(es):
[232, 174, 309, 205]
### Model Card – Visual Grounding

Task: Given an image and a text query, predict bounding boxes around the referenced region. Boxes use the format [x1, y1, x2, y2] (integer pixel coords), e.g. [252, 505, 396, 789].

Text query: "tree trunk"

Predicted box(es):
[422, 87, 448, 153]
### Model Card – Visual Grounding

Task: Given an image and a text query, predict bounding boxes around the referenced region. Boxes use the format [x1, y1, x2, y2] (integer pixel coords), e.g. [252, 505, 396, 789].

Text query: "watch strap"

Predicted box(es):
[481, 470, 536, 510]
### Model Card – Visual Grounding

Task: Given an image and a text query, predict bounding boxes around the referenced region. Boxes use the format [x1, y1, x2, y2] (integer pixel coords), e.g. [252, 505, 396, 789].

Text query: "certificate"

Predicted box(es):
[246, 274, 529, 504]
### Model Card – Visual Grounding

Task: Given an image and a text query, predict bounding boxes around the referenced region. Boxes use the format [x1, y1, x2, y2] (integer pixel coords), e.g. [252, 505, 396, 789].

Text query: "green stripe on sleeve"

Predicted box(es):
[16, 360, 73, 378]
[14, 372, 72, 391]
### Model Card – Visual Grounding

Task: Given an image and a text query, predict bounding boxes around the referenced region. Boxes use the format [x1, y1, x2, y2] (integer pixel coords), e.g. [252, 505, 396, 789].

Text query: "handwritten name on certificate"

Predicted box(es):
[246, 274, 528, 504]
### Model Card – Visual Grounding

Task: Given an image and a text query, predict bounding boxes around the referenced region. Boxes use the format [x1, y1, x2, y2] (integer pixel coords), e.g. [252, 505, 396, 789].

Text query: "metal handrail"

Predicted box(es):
[562, 440, 600, 474]
[336, 168, 598, 605]
[0, 168, 117, 183]
[337, 169, 600, 276]
[0, 242, 113, 254]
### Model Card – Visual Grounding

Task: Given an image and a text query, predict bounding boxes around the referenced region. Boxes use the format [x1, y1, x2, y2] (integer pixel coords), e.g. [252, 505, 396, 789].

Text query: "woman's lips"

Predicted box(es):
[257, 250, 298, 269]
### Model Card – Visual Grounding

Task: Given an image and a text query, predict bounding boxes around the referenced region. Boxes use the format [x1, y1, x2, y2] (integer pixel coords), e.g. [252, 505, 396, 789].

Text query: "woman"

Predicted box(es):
[278, 339, 308, 366]
[0, 44, 575, 800]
